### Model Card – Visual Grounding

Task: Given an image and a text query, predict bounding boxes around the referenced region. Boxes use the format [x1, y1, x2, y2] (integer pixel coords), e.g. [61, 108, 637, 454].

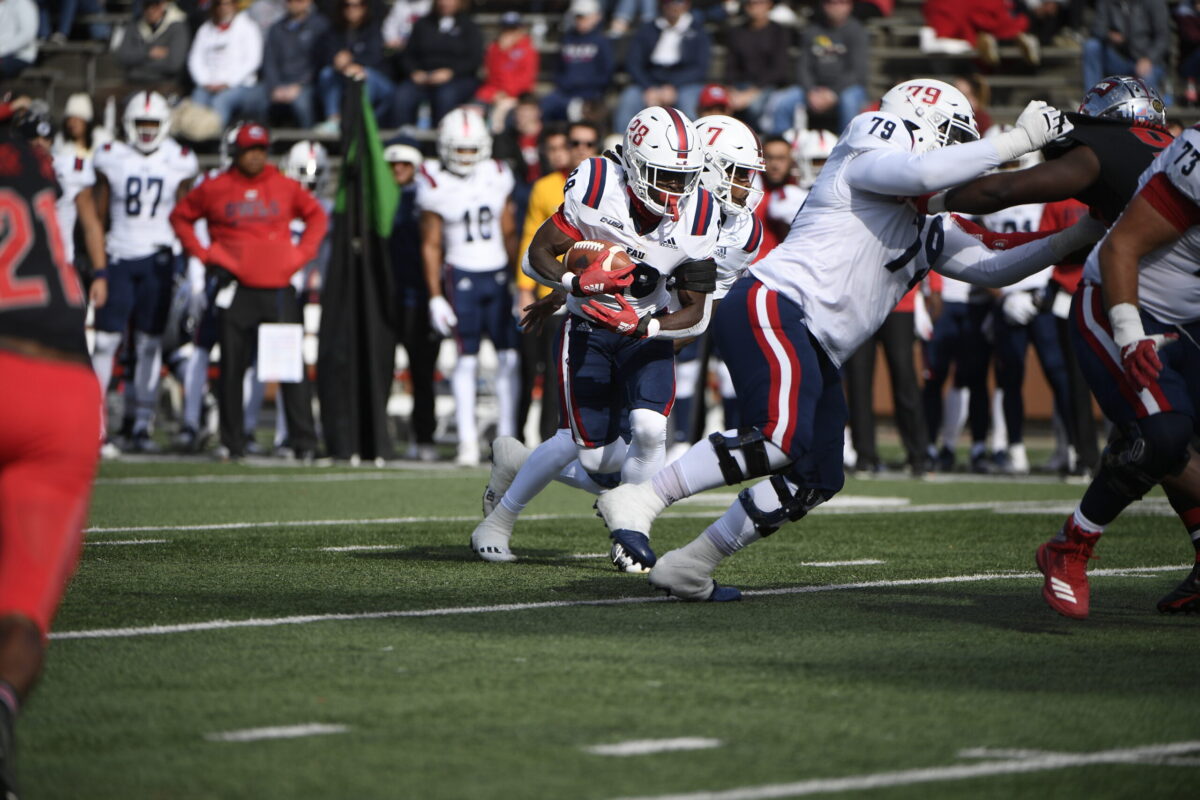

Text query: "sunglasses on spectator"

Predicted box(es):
[569, 139, 598, 148]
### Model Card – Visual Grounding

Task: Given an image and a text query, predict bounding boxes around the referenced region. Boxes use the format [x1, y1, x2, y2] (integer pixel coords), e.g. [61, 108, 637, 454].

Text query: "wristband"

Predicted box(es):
[926, 191, 947, 215]
[642, 317, 661, 339]
[92, 269, 108, 279]
[561, 273, 580, 295]
[1107, 302, 1145, 349]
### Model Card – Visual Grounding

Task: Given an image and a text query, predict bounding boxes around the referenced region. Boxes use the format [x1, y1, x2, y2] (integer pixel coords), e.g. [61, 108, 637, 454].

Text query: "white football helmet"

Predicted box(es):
[621, 106, 705, 218]
[794, 128, 837, 190]
[284, 140, 330, 194]
[437, 107, 491, 176]
[879, 78, 979, 154]
[984, 124, 1042, 170]
[696, 115, 765, 212]
[123, 90, 171, 153]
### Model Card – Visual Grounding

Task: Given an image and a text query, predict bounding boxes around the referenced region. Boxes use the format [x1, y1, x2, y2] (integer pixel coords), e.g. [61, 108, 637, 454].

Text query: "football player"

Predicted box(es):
[0, 98, 101, 800]
[418, 107, 520, 466]
[91, 91, 199, 452]
[469, 106, 722, 567]
[596, 79, 1104, 601]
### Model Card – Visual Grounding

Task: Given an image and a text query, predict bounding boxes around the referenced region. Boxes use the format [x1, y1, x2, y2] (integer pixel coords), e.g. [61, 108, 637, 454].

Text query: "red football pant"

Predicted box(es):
[0, 351, 101, 636]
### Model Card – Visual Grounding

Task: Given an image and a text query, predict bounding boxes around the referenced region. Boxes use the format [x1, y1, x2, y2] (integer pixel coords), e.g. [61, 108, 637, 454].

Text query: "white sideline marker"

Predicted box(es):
[85, 539, 168, 546]
[608, 740, 1200, 800]
[585, 738, 722, 756]
[205, 723, 349, 743]
[49, 564, 1189, 641]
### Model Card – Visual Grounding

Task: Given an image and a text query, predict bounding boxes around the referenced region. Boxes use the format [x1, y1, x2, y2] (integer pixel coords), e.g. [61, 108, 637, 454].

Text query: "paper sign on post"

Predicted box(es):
[256, 323, 305, 383]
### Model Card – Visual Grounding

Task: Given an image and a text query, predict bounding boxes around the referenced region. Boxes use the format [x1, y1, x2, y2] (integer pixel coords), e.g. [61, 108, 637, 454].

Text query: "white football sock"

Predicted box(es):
[650, 430, 792, 506]
[452, 354, 479, 454]
[705, 474, 822, 555]
[555, 460, 606, 494]
[275, 394, 288, 447]
[943, 386, 967, 448]
[990, 389, 1007, 453]
[131, 332, 162, 435]
[623, 408, 667, 484]
[494, 348, 520, 438]
[91, 330, 123, 397]
[181, 348, 209, 431]
[499, 428, 578, 513]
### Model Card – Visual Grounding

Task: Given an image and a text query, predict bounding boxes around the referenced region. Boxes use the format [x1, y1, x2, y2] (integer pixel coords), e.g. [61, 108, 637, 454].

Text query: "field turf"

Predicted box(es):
[20, 458, 1200, 799]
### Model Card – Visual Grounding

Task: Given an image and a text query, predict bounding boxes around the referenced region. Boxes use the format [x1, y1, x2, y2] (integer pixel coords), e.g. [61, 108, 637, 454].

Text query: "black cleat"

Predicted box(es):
[609, 529, 657, 574]
[1157, 563, 1200, 613]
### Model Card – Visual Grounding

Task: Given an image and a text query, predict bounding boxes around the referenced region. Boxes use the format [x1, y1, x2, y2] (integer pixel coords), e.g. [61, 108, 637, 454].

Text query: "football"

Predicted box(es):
[562, 239, 636, 275]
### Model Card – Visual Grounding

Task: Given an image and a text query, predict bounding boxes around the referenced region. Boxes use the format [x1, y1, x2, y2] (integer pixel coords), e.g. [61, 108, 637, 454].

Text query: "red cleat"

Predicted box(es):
[1036, 518, 1102, 619]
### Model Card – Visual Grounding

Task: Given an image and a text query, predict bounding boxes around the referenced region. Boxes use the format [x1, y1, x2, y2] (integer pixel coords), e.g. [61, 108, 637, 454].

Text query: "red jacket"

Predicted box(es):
[170, 164, 328, 289]
[475, 33, 539, 103]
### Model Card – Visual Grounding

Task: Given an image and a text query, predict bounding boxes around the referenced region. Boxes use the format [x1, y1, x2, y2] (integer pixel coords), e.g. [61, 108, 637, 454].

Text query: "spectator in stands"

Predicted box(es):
[697, 83, 732, 117]
[854, 0, 892, 19]
[392, 0, 482, 128]
[725, 0, 801, 136]
[953, 74, 993, 134]
[315, 0, 394, 131]
[493, 94, 543, 227]
[475, 12, 539, 134]
[614, 0, 711, 131]
[540, 0, 612, 123]
[247, 0, 286, 32]
[114, 0, 191, 93]
[55, 93, 107, 157]
[384, 141, 439, 461]
[188, 0, 266, 127]
[37, 0, 109, 44]
[608, 0, 655, 37]
[1022, 0, 1083, 47]
[0, 0, 38, 78]
[795, 0, 869, 133]
[262, 0, 329, 129]
[922, 0, 1040, 67]
[1082, 0, 1170, 95]
[381, 0, 431, 50]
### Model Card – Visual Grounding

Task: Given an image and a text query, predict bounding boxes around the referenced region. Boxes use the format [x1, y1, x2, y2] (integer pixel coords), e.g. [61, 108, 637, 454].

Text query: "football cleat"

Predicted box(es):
[595, 482, 666, 539]
[0, 698, 16, 800]
[1156, 562, 1200, 613]
[455, 444, 481, 468]
[610, 530, 657, 573]
[470, 513, 517, 563]
[1036, 518, 1102, 619]
[647, 535, 734, 601]
[482, 437, 532, 517]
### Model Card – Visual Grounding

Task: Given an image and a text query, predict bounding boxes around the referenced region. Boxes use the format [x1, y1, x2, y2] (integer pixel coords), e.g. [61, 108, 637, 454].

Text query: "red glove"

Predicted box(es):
[575, 258, 636, 296]
[581, 294, 651, 338]
[1120, 335, 1177, 391]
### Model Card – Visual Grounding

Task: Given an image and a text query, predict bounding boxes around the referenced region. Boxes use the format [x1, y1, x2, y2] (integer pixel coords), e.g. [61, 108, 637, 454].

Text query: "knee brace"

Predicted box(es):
[738, 476, 832, 536]
[708, 428, 778, 485]
[1101, 413, 1193, 499]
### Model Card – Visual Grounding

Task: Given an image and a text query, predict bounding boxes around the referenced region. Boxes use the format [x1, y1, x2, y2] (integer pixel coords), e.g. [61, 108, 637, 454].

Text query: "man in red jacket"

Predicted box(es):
[170, 123, 328, 460]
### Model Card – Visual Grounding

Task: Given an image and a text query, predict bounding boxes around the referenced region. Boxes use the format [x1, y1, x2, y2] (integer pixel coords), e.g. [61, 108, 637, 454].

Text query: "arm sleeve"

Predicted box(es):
[843, 130, 1008, 196]
[169, 182, 210, 261]
[936, 215, 1078, 289]
[655, 294, 714, 340]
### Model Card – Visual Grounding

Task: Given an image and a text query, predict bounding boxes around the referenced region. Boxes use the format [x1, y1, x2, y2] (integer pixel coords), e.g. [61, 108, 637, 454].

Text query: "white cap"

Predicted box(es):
[570, 0, 601, 16]
[64, 93, 93, 122]
[383, 143, 423, 167]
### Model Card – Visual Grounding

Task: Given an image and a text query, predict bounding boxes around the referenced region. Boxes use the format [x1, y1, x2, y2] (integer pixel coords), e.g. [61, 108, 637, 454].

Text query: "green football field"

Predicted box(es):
[19, 457, 1200, 799]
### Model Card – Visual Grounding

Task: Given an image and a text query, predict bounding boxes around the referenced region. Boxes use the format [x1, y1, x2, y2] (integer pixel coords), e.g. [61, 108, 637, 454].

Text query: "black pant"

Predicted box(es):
[217, 284, 317, 456]
[1055, 309, 1100, 470]
[398, 299, 438, 445]
[845, 311, 929, 469]
[518, 319, 561, 444]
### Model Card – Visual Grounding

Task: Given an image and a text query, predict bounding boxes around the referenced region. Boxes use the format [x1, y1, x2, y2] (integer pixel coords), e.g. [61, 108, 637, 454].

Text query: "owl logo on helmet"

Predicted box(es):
[437, 107, 492, 176]
[1079, 75, 1167, 126]
[879, 79, 979, 155]
[123, 90, 172, 154]
[284, 140, 330, 195]
[621, 106, 705, 219]
[696, 114, 765, 213]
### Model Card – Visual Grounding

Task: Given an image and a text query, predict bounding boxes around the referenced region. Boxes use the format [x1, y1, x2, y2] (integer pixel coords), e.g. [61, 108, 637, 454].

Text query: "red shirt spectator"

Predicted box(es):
[475, 15, 539, 104]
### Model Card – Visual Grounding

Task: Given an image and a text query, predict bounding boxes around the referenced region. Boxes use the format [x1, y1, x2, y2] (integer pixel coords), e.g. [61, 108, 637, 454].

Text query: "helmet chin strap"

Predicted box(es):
[626, 186, 663, 234]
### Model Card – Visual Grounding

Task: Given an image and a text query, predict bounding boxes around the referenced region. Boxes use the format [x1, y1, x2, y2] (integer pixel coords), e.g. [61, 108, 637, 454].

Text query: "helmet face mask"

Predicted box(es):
[123, 91, 171, 154]
[437, 108, 491, 176]
[880, 79, 979, 154]
[622, 106, 705, 218]
[1079, 75, 1167, 126]
[696, 114, 765, 212]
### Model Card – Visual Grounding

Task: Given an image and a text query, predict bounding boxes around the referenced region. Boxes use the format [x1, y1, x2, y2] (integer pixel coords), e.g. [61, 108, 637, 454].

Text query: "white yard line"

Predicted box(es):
[799, 560, 884, 567]
[204, 723, 348, 743]
[319, 544, 407, 553]
[607, 740, 1200, 800]
[95, 470, 462, 486]
[50, 564, 1188, 641]
[85, 539, 168, 546]
[584, 738, 723, 756]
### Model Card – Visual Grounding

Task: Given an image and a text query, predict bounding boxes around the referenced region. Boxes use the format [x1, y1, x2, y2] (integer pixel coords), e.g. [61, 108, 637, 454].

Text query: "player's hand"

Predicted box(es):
[1120, 335, 1176, 390]
[428, 295, 458, 338]
[575, 258, 636, 296]
[1013, 100, 1072, 150]
[520, 291, 566, 334]
[581, 294, 650, 338]
[1001, 291, 1039, 326]
[89, 277, 107, 309]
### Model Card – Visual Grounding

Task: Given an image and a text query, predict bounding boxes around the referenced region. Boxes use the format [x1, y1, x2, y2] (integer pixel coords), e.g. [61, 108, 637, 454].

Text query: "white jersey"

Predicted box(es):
[1083, 127, 1200, 325]
[751, 110, 1070, 366]
[980, 202, 1049, 293]
[558, 155, 720, 319]
[51, 150, 95, 265]
[712, 205, 763, 299]
[416, 159, 514, 272]
[94, 138, 198, 261]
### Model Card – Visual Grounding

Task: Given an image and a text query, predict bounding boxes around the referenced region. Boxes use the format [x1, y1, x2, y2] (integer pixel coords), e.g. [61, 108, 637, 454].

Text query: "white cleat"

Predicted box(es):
[482, 436, 532, 516]
[1006, 443, 1030, 475]
[470, 513, 518, 563]
[595, 481, 666, 537]
[648, 535, 738, 602]
[455, 444, 481, 467]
